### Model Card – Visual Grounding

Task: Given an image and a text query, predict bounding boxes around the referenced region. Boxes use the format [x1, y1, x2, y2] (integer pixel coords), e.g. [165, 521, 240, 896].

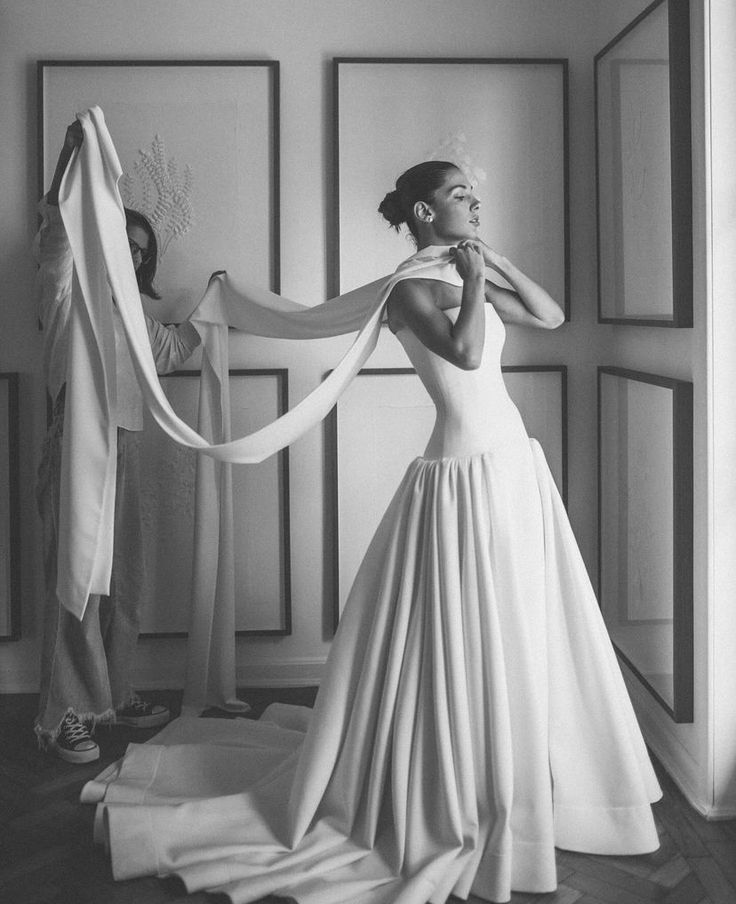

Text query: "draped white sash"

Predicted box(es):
[57, 107, 464, 708]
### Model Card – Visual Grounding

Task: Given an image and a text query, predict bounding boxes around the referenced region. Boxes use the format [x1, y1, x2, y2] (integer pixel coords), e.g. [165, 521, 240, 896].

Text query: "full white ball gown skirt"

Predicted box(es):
[84, 306, 660, 903]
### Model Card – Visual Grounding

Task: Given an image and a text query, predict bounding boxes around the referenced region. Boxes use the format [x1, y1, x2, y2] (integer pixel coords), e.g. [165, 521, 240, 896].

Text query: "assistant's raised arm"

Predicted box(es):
[46, 121, 83, 207]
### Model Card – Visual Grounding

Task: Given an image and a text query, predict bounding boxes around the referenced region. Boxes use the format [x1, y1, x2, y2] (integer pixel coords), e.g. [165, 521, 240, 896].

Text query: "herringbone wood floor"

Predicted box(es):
[1, 690, 734, 904]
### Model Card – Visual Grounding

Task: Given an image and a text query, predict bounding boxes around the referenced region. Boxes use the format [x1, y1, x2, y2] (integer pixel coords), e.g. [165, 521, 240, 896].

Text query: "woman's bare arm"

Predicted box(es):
[481, 243, 564, 330]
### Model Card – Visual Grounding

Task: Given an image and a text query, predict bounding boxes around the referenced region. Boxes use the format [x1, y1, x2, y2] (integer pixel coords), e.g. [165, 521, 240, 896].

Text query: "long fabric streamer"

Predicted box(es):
[56, 107, 464, 709]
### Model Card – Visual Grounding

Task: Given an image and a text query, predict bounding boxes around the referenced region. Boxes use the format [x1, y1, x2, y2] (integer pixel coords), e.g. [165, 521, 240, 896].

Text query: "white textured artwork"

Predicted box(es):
[120, 134, 195, 260]
[41, 62, 278, 323]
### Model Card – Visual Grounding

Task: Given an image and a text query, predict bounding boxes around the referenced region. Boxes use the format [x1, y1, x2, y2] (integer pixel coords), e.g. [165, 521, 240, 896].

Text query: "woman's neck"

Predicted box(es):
[417, 237, 455, 250]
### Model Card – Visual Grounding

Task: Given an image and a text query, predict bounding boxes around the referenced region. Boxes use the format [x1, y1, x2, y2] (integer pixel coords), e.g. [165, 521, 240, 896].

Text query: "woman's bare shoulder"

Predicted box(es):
[389, 277, 460, 306]
[387, 278, 460, 332]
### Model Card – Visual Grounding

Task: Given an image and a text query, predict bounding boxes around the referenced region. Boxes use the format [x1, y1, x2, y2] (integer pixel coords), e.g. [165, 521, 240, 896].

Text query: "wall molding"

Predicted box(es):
[131, 657, 327, 692]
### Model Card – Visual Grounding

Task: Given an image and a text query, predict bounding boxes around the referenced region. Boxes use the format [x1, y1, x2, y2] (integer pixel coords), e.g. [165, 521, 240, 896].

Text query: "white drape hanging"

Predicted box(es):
[57, 107, 465, 709]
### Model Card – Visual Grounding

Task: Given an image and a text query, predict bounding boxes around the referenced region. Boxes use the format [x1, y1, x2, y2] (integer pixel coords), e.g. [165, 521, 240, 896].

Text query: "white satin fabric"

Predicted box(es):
[83, 306, 661, 903]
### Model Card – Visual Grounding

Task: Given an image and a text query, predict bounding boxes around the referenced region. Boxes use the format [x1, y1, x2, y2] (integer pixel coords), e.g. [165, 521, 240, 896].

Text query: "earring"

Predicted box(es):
[427, 216, 434, 223]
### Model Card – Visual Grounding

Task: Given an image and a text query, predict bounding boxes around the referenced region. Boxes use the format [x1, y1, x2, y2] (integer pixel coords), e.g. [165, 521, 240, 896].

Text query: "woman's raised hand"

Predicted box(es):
[450, 241, 486, 283]
[477, 240, 510, 276]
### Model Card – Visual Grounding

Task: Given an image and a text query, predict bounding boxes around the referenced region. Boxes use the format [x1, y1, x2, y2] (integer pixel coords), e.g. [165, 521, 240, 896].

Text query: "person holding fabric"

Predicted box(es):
[34, 120, 202, 764]
[84, 155, 661, 904]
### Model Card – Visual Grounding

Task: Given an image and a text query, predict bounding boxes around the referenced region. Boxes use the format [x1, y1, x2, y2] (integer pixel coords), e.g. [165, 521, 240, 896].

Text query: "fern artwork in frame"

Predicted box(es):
[38, 60, 280, 324]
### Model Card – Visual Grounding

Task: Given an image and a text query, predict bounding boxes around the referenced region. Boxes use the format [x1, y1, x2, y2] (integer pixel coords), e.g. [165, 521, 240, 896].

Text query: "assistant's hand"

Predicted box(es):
[47, 120, 83, 205]
[64, 120, 83, 151]
[450, 240, 485, 283]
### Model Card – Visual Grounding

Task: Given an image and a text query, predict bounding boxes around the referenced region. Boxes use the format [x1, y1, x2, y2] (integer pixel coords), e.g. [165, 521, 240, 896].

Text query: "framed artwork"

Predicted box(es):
[595, 0, 692, 326]
[137, 369, 291, 638]
[333, 58, 569, 318]
[502, 366, 567, 503]
[0, 374, 20, 641]
[38, 60, 280, 323]
[328, 365, 568, 627]
[598, 366, 693, 722]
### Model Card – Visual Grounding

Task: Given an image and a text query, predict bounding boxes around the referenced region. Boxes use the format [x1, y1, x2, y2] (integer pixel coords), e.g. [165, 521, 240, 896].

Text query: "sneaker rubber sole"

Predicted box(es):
[116, 708, 170, 729]
[51, 738, 100, 764]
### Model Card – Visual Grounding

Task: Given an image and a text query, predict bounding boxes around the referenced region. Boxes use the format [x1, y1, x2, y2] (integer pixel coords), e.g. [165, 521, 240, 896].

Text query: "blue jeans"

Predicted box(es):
[35, 395, 145, 741]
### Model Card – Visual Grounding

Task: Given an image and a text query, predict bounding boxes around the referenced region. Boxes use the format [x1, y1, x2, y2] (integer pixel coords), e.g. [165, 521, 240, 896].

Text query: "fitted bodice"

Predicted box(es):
[396, 303, 529, 459]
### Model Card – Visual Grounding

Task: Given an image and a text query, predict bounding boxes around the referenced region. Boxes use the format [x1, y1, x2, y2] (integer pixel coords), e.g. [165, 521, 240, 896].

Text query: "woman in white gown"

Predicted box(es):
[89, 161, 661, 904]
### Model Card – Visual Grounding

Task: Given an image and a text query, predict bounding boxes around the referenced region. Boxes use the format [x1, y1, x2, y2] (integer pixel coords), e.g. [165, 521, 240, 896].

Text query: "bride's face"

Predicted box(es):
[423, 168, 481, 243]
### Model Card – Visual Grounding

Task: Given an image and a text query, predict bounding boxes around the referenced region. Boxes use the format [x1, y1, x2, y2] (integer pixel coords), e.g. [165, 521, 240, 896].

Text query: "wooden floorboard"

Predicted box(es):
[1, 690, 734, 904]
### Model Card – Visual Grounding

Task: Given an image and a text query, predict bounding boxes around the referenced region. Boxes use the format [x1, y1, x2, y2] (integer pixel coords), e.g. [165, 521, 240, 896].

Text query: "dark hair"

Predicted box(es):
[124, 208, 161, 299]
[378, 161, 458, 240]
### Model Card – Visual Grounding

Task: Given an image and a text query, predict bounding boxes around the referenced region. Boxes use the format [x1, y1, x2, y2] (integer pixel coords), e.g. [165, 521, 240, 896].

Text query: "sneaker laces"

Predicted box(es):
[60, 714, 93, 744]
[123, 693, 158, 713]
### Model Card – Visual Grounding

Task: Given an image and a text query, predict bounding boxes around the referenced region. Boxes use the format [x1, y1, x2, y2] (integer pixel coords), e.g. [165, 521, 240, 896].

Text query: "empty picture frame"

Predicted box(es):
[38, 60, 280, 323]
[598, 367, 693, 722]
[137, 370, 291, 637]
[333, 58, 569, 318]
[329, 366, 568, 626]
[0, 374, 20, 641]
[595, 0, 692, 325]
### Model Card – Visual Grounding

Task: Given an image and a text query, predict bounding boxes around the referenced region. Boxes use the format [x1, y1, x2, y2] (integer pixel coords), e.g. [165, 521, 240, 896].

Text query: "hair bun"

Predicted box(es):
[378, 189, 405, 229]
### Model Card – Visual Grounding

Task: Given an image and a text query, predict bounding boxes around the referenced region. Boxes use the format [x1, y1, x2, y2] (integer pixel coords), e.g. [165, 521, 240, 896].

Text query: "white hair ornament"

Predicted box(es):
[426, 132, 486, 189]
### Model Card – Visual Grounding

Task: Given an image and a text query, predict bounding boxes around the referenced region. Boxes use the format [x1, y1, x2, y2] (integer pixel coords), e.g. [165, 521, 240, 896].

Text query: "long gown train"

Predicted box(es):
[84, 304, 661, 904]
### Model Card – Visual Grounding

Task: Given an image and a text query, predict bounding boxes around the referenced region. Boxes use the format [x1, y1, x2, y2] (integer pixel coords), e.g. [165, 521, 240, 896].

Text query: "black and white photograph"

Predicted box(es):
[1, 1, 735, 903]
